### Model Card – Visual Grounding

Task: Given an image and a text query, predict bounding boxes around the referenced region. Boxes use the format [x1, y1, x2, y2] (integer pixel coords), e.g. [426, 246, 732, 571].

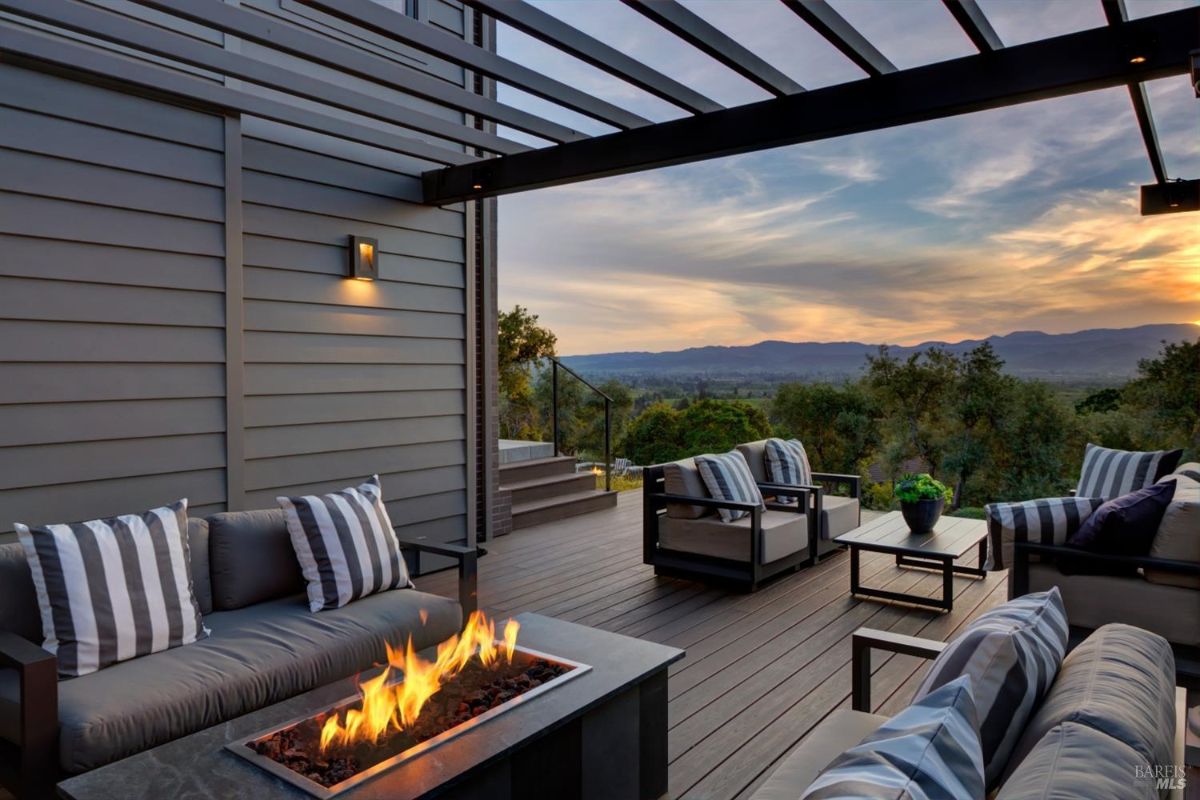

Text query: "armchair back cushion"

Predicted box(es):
[913, 588, 1068, 789]
[734, 440, 770, 483]
[800, 676, 983, 800]
[0, 542, 42, 643]
[1003, 623, 1176, 782]
[663, 459, 714, 520]
[208, 509, 304, 611]
[1146, 474, 1200, 589]
[1076, 443, 1182, 500]
[983, 497, 1105, 571]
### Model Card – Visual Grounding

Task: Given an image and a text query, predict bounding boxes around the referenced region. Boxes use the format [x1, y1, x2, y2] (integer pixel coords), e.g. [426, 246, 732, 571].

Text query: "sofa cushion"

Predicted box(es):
[995, 722, 1156, 800]
[1146, 474, 1200, 589]
[801, 676, 984, 800]
[0, 588, 461, 773]
[1027, 563, 1200, 647]
[207, 509, 304, 610]
[1170, 462, 1200, 482]
[1004, 623, 1175, 783]
[695, 451, 765, 523]
[660, 509, 807, 564]
[188, 518, 212, 616]
[16, 500, 208, 678]
[914, 588, 1067, 789]
[663, 459, 712, 520]
[749, 710, 887, 800]
[0, 542, 41, 643]
[983, 496, 1105, 571]
[1064, 481, 1176, 575]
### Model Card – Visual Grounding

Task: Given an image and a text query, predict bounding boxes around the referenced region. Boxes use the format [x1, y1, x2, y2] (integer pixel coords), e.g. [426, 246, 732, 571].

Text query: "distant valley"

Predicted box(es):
[560, 323, 1198, 383]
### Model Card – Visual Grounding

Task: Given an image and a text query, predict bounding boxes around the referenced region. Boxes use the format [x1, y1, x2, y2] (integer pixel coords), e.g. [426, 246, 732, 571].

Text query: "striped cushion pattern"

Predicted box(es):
[914, 588, 1068, 790]
[802, 675, 983, 800]
[764, 438, 813, 505]
[694, 451, 765, 523]
[1076, 443, 1183, 499]
[278, 475, 412, 612]
[983, 496, 1105, 570]
[15, 499, 208, 678]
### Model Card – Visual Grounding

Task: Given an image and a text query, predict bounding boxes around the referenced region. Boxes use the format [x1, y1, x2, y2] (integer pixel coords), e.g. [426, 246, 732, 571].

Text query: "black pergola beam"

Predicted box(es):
[297, 0, 651, 130]
[424, 7, 1199, 204]
[1102, 0, 1168, 184]
[780, 0, 896, 77]
[460, 0, 722, 114]
[942, 0, 1002, 52]
[619, 0, 804, 97]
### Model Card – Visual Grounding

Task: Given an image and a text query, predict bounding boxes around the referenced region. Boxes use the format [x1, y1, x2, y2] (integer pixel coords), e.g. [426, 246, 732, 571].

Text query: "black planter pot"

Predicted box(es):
[901, 498, 944, 534]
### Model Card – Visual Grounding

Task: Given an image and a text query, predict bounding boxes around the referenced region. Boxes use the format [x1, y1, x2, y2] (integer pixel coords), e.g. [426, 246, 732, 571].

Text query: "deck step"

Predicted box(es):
[503, 471, 597, 506]
[498, 455, 576, 483]
[511, 490, 619, 530]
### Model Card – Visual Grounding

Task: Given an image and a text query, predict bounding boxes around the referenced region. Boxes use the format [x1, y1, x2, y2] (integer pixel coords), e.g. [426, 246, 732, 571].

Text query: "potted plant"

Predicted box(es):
[895, 473, 953, 534]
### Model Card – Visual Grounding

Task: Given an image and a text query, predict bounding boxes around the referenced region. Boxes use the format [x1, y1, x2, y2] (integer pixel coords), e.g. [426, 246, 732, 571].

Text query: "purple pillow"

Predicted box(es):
[1062, 480, 1176, 575]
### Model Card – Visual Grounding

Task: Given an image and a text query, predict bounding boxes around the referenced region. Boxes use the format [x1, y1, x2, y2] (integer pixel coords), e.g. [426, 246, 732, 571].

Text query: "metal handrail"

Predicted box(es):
[549, 357, 612, 492]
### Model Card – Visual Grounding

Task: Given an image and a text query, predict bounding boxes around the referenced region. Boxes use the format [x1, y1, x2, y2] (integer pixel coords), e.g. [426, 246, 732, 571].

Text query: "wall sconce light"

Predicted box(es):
[348, 235, 379, 281]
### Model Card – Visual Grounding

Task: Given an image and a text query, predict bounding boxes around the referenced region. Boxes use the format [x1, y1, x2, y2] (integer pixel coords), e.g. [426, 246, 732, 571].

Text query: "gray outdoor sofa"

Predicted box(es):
[642, 443, 861, 591]
[752, 623, 1186, 799]
[0, 509, 477, 799]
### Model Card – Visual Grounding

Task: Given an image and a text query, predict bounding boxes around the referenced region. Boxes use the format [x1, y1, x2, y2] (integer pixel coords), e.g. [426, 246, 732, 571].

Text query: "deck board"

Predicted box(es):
[415, 491, 1008, 800]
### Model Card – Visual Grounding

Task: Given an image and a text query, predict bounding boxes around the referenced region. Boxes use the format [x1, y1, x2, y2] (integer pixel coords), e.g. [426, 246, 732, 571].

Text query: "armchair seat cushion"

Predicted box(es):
[659, 509, 807, 564]
[819, 496, 860, 541]
[1027, 563, 1200, 646]
[0, 588, 460, 774]
[1003, 624, 1175, 783]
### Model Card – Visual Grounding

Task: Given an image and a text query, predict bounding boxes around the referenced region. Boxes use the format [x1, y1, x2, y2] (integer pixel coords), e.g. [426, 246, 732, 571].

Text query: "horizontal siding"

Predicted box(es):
[245, 416, 465, 459]
[243, 364, 464, 395]
[244, 300, 462, 339]
[244, 464, 465, 508]
[0, 64, 227, 535]
[244, 440, 465, 492]
[244, 332, 463, 364]
[243, 235, 463, 287]
[243, 204, 461, 261]
[244, 390, 465, 427]
[243, 266, 463, 312]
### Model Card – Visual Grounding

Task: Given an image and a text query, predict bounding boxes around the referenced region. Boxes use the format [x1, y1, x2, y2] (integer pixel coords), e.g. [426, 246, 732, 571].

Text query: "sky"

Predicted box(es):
[492, 0, 1200, 355]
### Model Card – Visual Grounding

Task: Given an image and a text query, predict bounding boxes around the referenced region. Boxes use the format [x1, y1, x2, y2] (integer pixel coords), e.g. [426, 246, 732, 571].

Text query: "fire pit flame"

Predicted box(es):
[318, 611, 520, 753]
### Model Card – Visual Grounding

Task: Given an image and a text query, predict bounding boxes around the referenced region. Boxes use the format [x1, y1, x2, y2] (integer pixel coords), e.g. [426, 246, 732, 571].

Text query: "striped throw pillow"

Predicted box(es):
[763, 438, 813, 505]
[802, 675, 983, 800]
[15, 500, 208, 678]
[278, 475, 412, 612]
[914, 588, 1068, 790]
[983, 496, 1105, 570]
[694, 451, 765, 523]
[1076, 443, 1183, 500]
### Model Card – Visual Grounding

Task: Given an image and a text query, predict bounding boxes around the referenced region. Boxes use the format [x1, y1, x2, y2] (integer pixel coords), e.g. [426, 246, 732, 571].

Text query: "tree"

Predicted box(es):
[1121, 338, 1200, 459]
[770, 382, 878, 474]
[864, 345, 959, 481]
[941, 343, 1016, 506]
[679, 399, 772, 455]
[621, 403, 684, 466]
[1075, 387, 1121, 415]
[991, 381, 1083, 500]
[498, 306, 557, 439]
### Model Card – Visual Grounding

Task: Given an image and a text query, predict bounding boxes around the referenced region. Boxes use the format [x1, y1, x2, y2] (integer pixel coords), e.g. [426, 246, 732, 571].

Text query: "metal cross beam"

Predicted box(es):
[1102, 0, 1168, 184]
[460, 0, 722, 114]
[780, 0, 896, 77]
[619, 0, 804, 97]
[423, 7, 1199, 204]
[942, 0, 1002, 53]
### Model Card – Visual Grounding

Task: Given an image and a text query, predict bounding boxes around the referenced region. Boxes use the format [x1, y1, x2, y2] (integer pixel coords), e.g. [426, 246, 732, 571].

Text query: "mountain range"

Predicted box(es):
[560, 323, 1198, 382]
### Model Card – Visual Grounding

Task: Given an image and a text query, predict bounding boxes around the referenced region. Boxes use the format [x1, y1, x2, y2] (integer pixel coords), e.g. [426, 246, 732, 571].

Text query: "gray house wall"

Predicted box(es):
[0, 0, 486, 560]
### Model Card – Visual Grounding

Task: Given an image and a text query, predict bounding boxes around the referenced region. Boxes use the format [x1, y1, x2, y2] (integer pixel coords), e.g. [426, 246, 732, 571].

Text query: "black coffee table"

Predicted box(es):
[834, 512, 989, 612]
[57, 613, 684, 800]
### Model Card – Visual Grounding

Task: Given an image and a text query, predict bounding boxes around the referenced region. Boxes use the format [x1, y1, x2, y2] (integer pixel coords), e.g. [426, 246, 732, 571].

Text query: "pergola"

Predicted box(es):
[2, 0, 1197, 211]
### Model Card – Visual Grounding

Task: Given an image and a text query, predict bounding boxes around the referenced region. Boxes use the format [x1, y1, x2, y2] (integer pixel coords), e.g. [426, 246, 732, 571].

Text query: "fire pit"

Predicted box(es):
[226, 612, 590, 799]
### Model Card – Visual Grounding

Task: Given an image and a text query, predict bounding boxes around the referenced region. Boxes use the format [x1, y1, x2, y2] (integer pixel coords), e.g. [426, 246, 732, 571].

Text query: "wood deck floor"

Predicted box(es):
[415, 491, 1009, 800]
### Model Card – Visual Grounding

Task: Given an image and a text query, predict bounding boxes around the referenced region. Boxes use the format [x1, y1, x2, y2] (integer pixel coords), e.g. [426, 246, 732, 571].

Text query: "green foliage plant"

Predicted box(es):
[894, 473, 953, 504]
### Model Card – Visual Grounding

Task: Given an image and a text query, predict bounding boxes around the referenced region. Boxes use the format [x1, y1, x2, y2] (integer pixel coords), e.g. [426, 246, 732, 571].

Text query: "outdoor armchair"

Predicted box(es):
[642, 459, 812, 591]
[736, 440, 862, 562]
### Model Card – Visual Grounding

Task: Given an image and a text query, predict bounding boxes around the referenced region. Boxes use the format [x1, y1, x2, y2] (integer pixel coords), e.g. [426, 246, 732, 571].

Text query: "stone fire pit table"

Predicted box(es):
[58, 613, 684, 800]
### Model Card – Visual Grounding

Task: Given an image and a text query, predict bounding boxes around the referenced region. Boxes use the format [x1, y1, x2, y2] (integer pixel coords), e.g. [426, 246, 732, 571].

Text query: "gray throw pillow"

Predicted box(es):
[913, 588, 1068, 789]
